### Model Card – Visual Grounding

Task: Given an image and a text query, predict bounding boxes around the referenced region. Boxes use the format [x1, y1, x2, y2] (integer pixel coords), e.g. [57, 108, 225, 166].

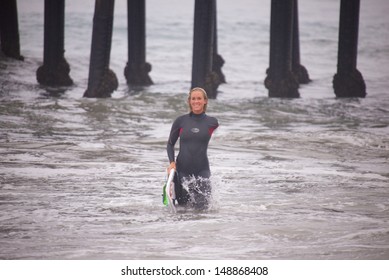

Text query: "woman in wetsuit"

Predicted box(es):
[167, 87, 219, 209]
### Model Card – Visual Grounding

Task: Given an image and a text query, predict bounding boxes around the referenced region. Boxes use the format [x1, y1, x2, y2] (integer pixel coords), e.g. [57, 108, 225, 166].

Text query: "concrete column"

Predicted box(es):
[191, 0, 221, 99]
[333, 0, 366, 98]
[264, 0, 299, 98]
[124, 0, 153, 86]
[37, 0, 73, 86]
[84, 0, 118, 98]
[0, 0, 23, 60]
[291, 0, 310, 84]
[212, 0, 225, 84]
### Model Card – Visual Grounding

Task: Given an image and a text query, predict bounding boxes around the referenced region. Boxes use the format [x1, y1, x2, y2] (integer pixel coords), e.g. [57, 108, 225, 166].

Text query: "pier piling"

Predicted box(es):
[191, 0, 222, 99]
[291, 0, 310, 84]
[124, 0, 153, 86]
[212, 0, 225, 85]
[84, 0, 118, 98]
[37, 0, 73, 86]
[265, 0, 299, 98]
[0, 0, 23, 60]
[333, 0, 366, 98]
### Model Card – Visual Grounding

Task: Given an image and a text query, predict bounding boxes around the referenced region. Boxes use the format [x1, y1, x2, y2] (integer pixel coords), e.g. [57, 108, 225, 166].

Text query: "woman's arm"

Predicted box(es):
[167, 118, 181, 163]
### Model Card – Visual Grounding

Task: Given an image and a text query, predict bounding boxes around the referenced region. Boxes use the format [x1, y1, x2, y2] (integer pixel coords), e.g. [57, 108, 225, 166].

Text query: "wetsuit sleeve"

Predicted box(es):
[167, 117, 181, 163]
[209, 117, 219, 135]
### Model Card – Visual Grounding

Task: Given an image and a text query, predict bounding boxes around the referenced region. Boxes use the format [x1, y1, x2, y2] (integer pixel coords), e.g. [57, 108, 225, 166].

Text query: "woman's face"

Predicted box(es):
[189, 90, 207, 114]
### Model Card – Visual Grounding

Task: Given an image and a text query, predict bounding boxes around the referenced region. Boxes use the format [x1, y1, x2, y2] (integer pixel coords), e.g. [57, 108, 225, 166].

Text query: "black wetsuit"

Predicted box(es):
[167, 112, 218, 208]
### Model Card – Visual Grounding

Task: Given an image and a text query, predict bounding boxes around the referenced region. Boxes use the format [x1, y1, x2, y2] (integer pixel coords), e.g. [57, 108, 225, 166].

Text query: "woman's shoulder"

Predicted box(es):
[177, 113, 191, 120]
[205, 114, 219, 127]
[173, 113, 190, 124]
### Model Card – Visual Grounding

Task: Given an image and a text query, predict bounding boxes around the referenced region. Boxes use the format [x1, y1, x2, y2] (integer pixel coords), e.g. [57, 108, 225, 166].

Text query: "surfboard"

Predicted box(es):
[162, 169, 176, 213]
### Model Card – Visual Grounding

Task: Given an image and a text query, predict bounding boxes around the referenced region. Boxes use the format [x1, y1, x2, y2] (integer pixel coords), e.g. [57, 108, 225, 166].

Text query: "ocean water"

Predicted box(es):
[0, 0, 388, 259]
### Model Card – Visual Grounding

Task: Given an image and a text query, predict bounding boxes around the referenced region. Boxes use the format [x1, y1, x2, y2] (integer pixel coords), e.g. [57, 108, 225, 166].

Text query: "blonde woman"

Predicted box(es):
[166, 87, 219, 209]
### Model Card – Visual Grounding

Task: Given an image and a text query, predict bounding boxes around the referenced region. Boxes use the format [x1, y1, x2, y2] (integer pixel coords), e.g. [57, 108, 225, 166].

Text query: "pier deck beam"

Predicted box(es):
[124, 0, 153, 86]
[333, 0, 366, 98]
[84, 0, 118, 98]
[37, 0, 72, 86]
[265, 0, 299, 98]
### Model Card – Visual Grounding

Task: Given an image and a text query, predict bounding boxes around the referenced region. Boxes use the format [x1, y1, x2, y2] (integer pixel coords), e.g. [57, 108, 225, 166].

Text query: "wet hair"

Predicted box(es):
[188, 87, 208, 112]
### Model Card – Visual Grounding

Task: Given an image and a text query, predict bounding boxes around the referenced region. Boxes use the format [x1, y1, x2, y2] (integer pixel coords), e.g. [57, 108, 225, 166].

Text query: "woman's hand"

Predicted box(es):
[167, 162, 176, 174]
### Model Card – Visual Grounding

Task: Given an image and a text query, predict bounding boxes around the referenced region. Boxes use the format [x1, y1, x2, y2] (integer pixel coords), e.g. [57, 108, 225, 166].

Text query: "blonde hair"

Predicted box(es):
[188, 87, 208, 112]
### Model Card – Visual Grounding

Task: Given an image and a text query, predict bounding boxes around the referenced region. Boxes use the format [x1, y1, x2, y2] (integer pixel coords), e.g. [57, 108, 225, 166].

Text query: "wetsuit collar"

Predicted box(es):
[190, 112, 206, 118]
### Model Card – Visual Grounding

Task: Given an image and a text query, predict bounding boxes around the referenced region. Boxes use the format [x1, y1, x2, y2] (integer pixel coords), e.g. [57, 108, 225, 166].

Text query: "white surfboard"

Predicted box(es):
[164, 169, 177, 213]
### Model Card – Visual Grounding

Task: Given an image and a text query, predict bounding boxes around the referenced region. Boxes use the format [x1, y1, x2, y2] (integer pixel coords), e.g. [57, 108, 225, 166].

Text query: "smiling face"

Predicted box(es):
[188, 88, 208, 114]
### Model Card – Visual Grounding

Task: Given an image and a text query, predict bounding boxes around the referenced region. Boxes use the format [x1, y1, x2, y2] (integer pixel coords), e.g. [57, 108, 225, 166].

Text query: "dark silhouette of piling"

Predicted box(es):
[0, 0, 23, 60]
[84, 0, 118, 98]
[36, 0, 73, 86]
[333, 0, 366, 98]
[265, 0, 299, 98]
[191, 0, 222, 99]
[291, 0, 310, 84]
[124, 0, 153, 86]
[212, 0, 226, 84]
